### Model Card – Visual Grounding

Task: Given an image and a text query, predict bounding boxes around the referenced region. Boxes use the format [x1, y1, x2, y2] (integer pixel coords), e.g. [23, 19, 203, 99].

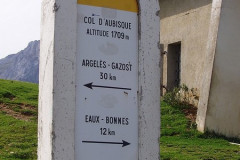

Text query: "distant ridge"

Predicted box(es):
[0, 40, 40, 83]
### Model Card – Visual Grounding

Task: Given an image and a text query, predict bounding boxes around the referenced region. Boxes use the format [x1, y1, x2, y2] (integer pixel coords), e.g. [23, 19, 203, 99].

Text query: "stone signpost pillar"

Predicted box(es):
[38, 0, 160, 159]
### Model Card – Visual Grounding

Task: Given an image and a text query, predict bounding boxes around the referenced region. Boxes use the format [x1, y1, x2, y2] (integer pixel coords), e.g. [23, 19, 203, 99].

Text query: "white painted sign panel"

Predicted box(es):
[76, 2, 138, 160]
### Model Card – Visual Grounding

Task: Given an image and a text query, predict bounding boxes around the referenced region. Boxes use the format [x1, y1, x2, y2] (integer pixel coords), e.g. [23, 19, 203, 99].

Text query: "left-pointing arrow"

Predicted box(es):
[84, 82, 131, 90]
[82, 140, 130, 147]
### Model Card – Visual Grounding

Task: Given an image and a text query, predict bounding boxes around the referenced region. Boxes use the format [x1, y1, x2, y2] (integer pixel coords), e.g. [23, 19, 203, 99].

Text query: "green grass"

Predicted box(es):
[0, 79, 239, 159]
[0, 79, 38, 159]
[0, 79, 38, 117]
[0, 79, 38, 107]
[0, 112, 37, 160]
[160, 101, 240, 160]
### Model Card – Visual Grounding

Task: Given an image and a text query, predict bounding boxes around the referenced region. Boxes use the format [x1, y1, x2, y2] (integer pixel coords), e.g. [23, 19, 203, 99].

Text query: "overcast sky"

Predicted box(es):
[0, 0, 41, 59]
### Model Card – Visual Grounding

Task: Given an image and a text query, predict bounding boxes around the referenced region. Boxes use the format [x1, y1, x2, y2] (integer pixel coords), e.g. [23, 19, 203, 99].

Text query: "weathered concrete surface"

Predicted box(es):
[160, 0, 212, 95]
[38, 0, 77, 159]
[138, 0, 161, 159]
[160, 0, 240, 139]
[38, 0, 55, 159]
[196, 0, 222, 133]
[39, 0, 160, 159]
[198, 0, 240, 138]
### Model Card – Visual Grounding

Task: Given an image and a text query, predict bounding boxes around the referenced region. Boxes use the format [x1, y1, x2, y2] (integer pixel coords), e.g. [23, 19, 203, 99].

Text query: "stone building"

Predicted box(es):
[160, 0, 240, 138]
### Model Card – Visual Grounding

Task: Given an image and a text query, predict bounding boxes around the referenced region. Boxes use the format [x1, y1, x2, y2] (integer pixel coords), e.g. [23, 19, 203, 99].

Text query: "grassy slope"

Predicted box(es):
[160, 101, 240, 160]
[0, 114, 37, 160]
[0, 79, 38, 107]
[0, 79, 38, 159]
[0, 79, 239, 159]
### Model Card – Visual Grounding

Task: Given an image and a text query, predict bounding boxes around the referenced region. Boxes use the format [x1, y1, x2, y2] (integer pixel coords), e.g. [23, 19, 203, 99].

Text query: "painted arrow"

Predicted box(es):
[82, 140, 130, 147]
[84, 82, 131, 90]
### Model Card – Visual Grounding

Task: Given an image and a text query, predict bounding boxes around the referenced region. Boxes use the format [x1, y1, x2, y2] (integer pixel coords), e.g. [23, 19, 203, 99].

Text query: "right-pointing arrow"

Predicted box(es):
[122, 140, 130, 147]
[82, 140, 131, 147]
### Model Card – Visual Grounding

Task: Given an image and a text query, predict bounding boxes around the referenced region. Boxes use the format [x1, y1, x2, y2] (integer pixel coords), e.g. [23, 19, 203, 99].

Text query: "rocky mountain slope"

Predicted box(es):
[0, 40, 39, 83]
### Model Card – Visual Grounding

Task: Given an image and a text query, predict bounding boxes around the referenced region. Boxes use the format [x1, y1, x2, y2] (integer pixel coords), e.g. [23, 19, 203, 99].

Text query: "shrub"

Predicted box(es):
[162, 84, 199, 108]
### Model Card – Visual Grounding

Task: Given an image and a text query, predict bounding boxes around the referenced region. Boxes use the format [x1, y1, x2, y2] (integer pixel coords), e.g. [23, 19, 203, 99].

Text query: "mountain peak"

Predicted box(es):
[0, 40, 40, 83]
